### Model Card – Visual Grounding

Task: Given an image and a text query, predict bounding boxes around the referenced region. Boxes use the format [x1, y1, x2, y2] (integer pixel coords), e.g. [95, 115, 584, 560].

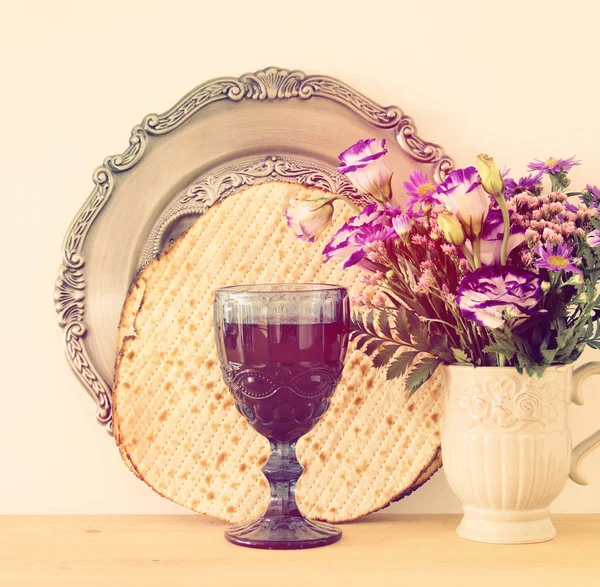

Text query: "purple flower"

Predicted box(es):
[323, 203, 396, 270]
[383, 202, 405, 219]
[436, 167, 490, 238]
[584, 184, 600, 207]
[585, 184, 600, 198]
[458, 266, 544, 330]
[564, 199, 582, 213]
[285, 196, 335, 242]
[337, 139, 392, 201]
[535, 241, 583, 275]
[404, 170, 440, 214]
[504, 172, 544, 198]
[478, 209, 526, 265]
[569, 185, 600, 211]
[528, 156, 581, 174]
[588, 229, 600, 248]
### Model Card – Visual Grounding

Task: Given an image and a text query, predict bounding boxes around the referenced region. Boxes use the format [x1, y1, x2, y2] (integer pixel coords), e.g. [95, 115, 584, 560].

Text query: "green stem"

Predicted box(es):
[549, 174, 566, 192]
[460, 245, 476, 270]
[472, 237, 482, 269]
[462, 321, 480, 364]
[368, 181, 391, 205]
[405, 314, 459, 332]
[498, 196, 511, 265]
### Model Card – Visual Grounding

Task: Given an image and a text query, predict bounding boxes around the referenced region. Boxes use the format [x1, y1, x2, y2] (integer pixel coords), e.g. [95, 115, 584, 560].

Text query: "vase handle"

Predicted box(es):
[570, 362, 600, 486]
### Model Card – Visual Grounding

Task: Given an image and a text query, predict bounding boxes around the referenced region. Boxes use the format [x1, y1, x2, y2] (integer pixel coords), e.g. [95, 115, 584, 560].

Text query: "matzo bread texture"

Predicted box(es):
[113, 181, 442, 523]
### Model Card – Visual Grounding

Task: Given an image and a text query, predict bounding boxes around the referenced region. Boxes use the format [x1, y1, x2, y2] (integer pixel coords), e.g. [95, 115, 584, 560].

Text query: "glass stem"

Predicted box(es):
[262, 441, 303, 519]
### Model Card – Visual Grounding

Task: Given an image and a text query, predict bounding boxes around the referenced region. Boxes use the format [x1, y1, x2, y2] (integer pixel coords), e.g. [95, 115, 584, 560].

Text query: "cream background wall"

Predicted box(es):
[2, 0, 599, 514]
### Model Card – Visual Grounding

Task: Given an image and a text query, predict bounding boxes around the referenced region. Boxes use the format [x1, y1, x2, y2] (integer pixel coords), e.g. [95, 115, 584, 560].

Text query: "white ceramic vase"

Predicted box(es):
[441, 363, 600, 544]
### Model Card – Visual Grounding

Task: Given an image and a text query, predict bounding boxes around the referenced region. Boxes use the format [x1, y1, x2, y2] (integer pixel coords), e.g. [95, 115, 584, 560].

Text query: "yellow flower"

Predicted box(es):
[476, 154, 504, 197]
[437, 212, 466, 246]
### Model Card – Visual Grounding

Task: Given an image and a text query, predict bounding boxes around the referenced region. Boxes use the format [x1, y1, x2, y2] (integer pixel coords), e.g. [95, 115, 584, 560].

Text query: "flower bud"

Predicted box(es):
[285, 196, 335, 241]
[392, 213, 412, 237]
[565, 274, 584, 286]
[476, 154, 505, 197]
[503, 305, 521, 321]
[437, 212, 466, 246]
[541, 281, 551, 293]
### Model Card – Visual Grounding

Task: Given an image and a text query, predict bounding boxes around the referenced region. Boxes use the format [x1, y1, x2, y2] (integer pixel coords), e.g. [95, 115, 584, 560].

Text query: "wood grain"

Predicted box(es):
[1, 515, 598, 586]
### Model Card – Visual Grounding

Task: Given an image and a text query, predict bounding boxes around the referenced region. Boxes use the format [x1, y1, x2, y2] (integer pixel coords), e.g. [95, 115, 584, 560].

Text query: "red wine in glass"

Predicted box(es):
[214, 284, 349, 549]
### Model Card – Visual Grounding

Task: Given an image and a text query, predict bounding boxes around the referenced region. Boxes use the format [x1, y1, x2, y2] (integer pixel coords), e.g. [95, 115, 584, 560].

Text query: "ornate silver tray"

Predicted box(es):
[54, 66, 454, 434]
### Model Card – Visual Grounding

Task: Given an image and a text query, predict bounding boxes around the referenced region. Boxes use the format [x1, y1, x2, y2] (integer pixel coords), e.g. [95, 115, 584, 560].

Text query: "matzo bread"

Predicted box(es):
[113, 181, 442, 523]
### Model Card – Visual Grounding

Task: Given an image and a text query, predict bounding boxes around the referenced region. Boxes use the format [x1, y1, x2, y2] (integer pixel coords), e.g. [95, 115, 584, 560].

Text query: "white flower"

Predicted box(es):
[436, 167, 490, 238]
[337, 138, 392, 202]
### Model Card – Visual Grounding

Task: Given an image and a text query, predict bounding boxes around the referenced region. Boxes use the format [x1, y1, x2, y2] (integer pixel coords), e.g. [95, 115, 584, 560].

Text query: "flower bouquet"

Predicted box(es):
[286, 139, 600, 394]
[286, 139, 600, 544]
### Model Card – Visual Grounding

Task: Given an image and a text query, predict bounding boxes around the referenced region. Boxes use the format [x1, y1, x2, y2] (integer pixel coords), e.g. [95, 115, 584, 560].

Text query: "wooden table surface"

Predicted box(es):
[1, 515, 598, 586]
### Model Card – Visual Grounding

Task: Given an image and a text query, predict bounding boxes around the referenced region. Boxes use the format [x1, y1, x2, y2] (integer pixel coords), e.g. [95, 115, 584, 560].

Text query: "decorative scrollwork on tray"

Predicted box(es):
[396, 116, 453, 182]
[54, 167, 115, 432]
[103, 126, 148, 172]
[239, 67, 307, 100]
[180, 156, 360, 206]
[142, 67, 412, 134]
[298, 76, 403, 127]
[55, 66, 454, 432]
[140, 155, 367, 267]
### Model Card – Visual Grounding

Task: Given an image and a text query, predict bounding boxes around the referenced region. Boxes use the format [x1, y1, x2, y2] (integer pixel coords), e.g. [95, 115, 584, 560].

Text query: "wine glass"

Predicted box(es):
[214, 283, 350, 549]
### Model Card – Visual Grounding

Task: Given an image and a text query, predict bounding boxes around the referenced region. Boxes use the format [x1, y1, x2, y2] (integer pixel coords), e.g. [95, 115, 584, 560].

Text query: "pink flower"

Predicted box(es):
[351, 294, 369, 307]
[411, 234, 429, 247]
[441, 243, 459, 259]
[521, 250, 534, 268]
[372, 292, 387, 308]
[542, 227, 564, 244]
[359, 271, 384, 285]
[365, 241, 388, 264]
[441, 284, 457, 304]
[337, 139, 392, 201]
[525, 229, 541, 244]
[415, 268, 436, 294]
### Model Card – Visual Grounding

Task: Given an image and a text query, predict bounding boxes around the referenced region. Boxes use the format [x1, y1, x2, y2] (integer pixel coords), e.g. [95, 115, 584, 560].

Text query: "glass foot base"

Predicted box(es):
[225, 516, 342, 550]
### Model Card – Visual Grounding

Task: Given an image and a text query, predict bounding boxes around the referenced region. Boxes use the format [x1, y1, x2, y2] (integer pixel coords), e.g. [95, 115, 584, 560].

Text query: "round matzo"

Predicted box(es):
[113, 181, 442, 523]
